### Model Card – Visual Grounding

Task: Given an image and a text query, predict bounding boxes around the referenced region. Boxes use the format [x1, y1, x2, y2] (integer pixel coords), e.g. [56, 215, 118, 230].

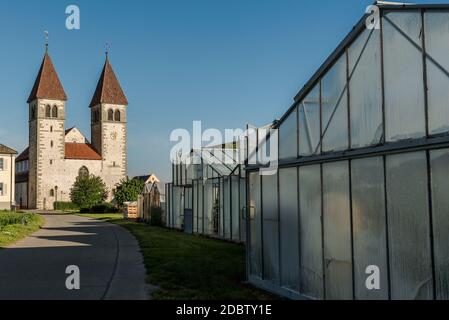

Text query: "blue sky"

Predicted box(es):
[0, 0, 445, 182]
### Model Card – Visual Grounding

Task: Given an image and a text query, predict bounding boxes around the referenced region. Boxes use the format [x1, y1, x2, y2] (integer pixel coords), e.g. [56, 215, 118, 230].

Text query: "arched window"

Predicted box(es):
[52, 105, 58, 118]
[93, 109, 100, 123]
[50, 189, 55, 197]
[78, 166, 89, 179]
[31, 105, 36, 120]
[114, 110, 121, 122]
[108, 109, 114, 121]
[45, 105, 51, 118]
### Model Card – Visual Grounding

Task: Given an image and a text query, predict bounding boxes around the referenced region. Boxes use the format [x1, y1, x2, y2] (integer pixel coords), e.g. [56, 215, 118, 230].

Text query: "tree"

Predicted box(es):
[114, 177, 144, 207]
[70, 175, 108, 209]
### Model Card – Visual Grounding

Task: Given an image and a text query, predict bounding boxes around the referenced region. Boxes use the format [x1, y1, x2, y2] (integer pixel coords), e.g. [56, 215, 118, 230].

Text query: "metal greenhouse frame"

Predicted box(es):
[245, 3, 449, 300]
[165, 144, 248, 243]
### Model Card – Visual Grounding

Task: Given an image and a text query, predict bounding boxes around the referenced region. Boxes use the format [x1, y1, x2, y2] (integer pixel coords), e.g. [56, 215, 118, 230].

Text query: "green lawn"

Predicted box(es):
[80, 213, 276, 300]
[0, 212, 44, 248]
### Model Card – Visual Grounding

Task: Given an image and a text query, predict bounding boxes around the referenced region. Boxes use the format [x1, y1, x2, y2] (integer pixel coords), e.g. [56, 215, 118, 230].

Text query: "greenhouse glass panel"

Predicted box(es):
[220, 178, 225, 237]
[249, 172, 262, 278]
[299, 85, 321, 156]
[321, 55, 348, 152]
[386, 152, 433, 300]
[198, 181, 204, 233]
[322, 161, 353, 300]
[231, 176, 241, 241]
[279, 167, 299, 292]
[193, 181, 198, 233]
[262, 173, 280, 283]
[185, 188, 192, 210]
[349, 28, 383, 148]
[298, 164, 323, 299]
[425, 11, 449, 135]
[224, 177, 231, 239]
[279, 107, 298, 160]
[204, 180, 214, 235]
[430, 149, 449, 300]
[240, 177, 247, 241]
[351, 157, 388, 300]
[383, 11, 426, 141]
[173, 186, 183, 229]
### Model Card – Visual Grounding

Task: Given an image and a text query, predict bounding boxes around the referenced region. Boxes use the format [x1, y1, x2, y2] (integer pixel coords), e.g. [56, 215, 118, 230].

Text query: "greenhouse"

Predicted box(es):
[165, 143, 248, 243]
[245, 3, 449, 300]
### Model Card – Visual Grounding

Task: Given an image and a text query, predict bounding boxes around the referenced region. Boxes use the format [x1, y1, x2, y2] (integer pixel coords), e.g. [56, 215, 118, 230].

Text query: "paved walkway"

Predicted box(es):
[0, 214, 149, 300]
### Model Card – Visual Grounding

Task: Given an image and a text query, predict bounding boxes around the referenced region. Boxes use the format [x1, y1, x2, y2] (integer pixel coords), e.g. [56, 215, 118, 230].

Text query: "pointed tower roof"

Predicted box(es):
[27, 52, 67, 103]
[89, 57, 128, 107]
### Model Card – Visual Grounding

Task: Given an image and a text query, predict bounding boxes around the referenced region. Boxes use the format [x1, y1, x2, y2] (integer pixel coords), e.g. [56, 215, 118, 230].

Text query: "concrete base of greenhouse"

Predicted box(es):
[248, 276, 310, 300]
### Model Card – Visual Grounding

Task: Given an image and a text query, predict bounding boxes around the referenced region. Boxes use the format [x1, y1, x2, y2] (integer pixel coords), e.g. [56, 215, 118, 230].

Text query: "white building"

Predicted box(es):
[15, 48, 128, 210]
[0, 144, 17, 210]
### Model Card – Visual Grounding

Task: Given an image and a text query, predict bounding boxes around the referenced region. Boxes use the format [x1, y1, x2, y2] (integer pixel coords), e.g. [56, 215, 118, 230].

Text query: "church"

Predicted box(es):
[15, 47, 128, 210]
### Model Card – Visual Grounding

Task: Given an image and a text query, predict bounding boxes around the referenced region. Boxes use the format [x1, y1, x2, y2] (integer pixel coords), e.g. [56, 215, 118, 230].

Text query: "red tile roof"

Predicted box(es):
[65, 143, 102, 160]
[90, 58, 128, 107]
[0, 144, 17, 155]
[16, 147, 29, 162]
[27, 52, 67, 103]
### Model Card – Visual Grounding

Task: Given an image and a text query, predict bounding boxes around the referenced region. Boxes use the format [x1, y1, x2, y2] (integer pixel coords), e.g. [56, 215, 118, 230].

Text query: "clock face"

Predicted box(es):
[110, 132, 118, 141]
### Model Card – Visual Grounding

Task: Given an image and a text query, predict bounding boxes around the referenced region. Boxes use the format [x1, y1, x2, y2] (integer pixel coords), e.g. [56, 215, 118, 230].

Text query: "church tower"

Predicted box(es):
[27, 48, 67, 209]
[90, 54, 128, 196]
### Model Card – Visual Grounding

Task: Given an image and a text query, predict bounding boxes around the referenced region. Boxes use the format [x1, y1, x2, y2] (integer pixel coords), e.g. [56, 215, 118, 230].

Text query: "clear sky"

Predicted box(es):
[0, 0, 445, 182]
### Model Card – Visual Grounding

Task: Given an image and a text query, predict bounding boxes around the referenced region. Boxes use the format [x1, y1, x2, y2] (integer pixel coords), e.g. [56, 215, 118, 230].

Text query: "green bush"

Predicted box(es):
[114, 178, 145, 208]
[150, 206, 163, 227]
[54, 202, 79, 211]
[70, 175, 108, 209]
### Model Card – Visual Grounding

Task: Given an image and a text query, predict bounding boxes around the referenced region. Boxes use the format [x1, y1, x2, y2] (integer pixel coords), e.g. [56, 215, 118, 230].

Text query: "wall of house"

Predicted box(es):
[0, 154, 15, 210]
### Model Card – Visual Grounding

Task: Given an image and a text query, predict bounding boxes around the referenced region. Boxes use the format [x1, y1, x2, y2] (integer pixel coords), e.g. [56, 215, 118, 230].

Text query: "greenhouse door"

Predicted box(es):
[184, 209, 193, 234]
[248, 172, 262, 279]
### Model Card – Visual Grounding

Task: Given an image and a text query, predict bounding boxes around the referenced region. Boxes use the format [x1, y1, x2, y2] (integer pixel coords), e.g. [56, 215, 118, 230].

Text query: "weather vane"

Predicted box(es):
[44, 31, 49, 51]
[105, 42, 111, 59]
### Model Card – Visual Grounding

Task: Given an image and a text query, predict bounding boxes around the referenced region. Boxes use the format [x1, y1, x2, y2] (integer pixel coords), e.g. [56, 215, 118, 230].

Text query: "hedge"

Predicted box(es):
[80, 203, 120, 214]
[54, 202, 79, 211]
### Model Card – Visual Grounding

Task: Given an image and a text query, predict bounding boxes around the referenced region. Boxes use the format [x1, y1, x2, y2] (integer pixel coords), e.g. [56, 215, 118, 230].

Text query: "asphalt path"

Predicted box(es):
[0, 214, 149, 300]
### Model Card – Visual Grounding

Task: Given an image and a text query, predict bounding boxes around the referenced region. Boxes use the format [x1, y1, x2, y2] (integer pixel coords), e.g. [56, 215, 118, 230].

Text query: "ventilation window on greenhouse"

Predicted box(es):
[383, 11, 426, 141]
[425, 11, 449, 135]
[349, 28, 383, 148]
[299, 85, 321, 156]
[279, 107, 298, 160]
[321, 55, 349, 153]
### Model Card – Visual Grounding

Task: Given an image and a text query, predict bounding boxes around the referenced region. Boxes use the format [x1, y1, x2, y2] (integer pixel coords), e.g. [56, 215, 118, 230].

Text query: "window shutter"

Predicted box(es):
[4, 183, 7, 195]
